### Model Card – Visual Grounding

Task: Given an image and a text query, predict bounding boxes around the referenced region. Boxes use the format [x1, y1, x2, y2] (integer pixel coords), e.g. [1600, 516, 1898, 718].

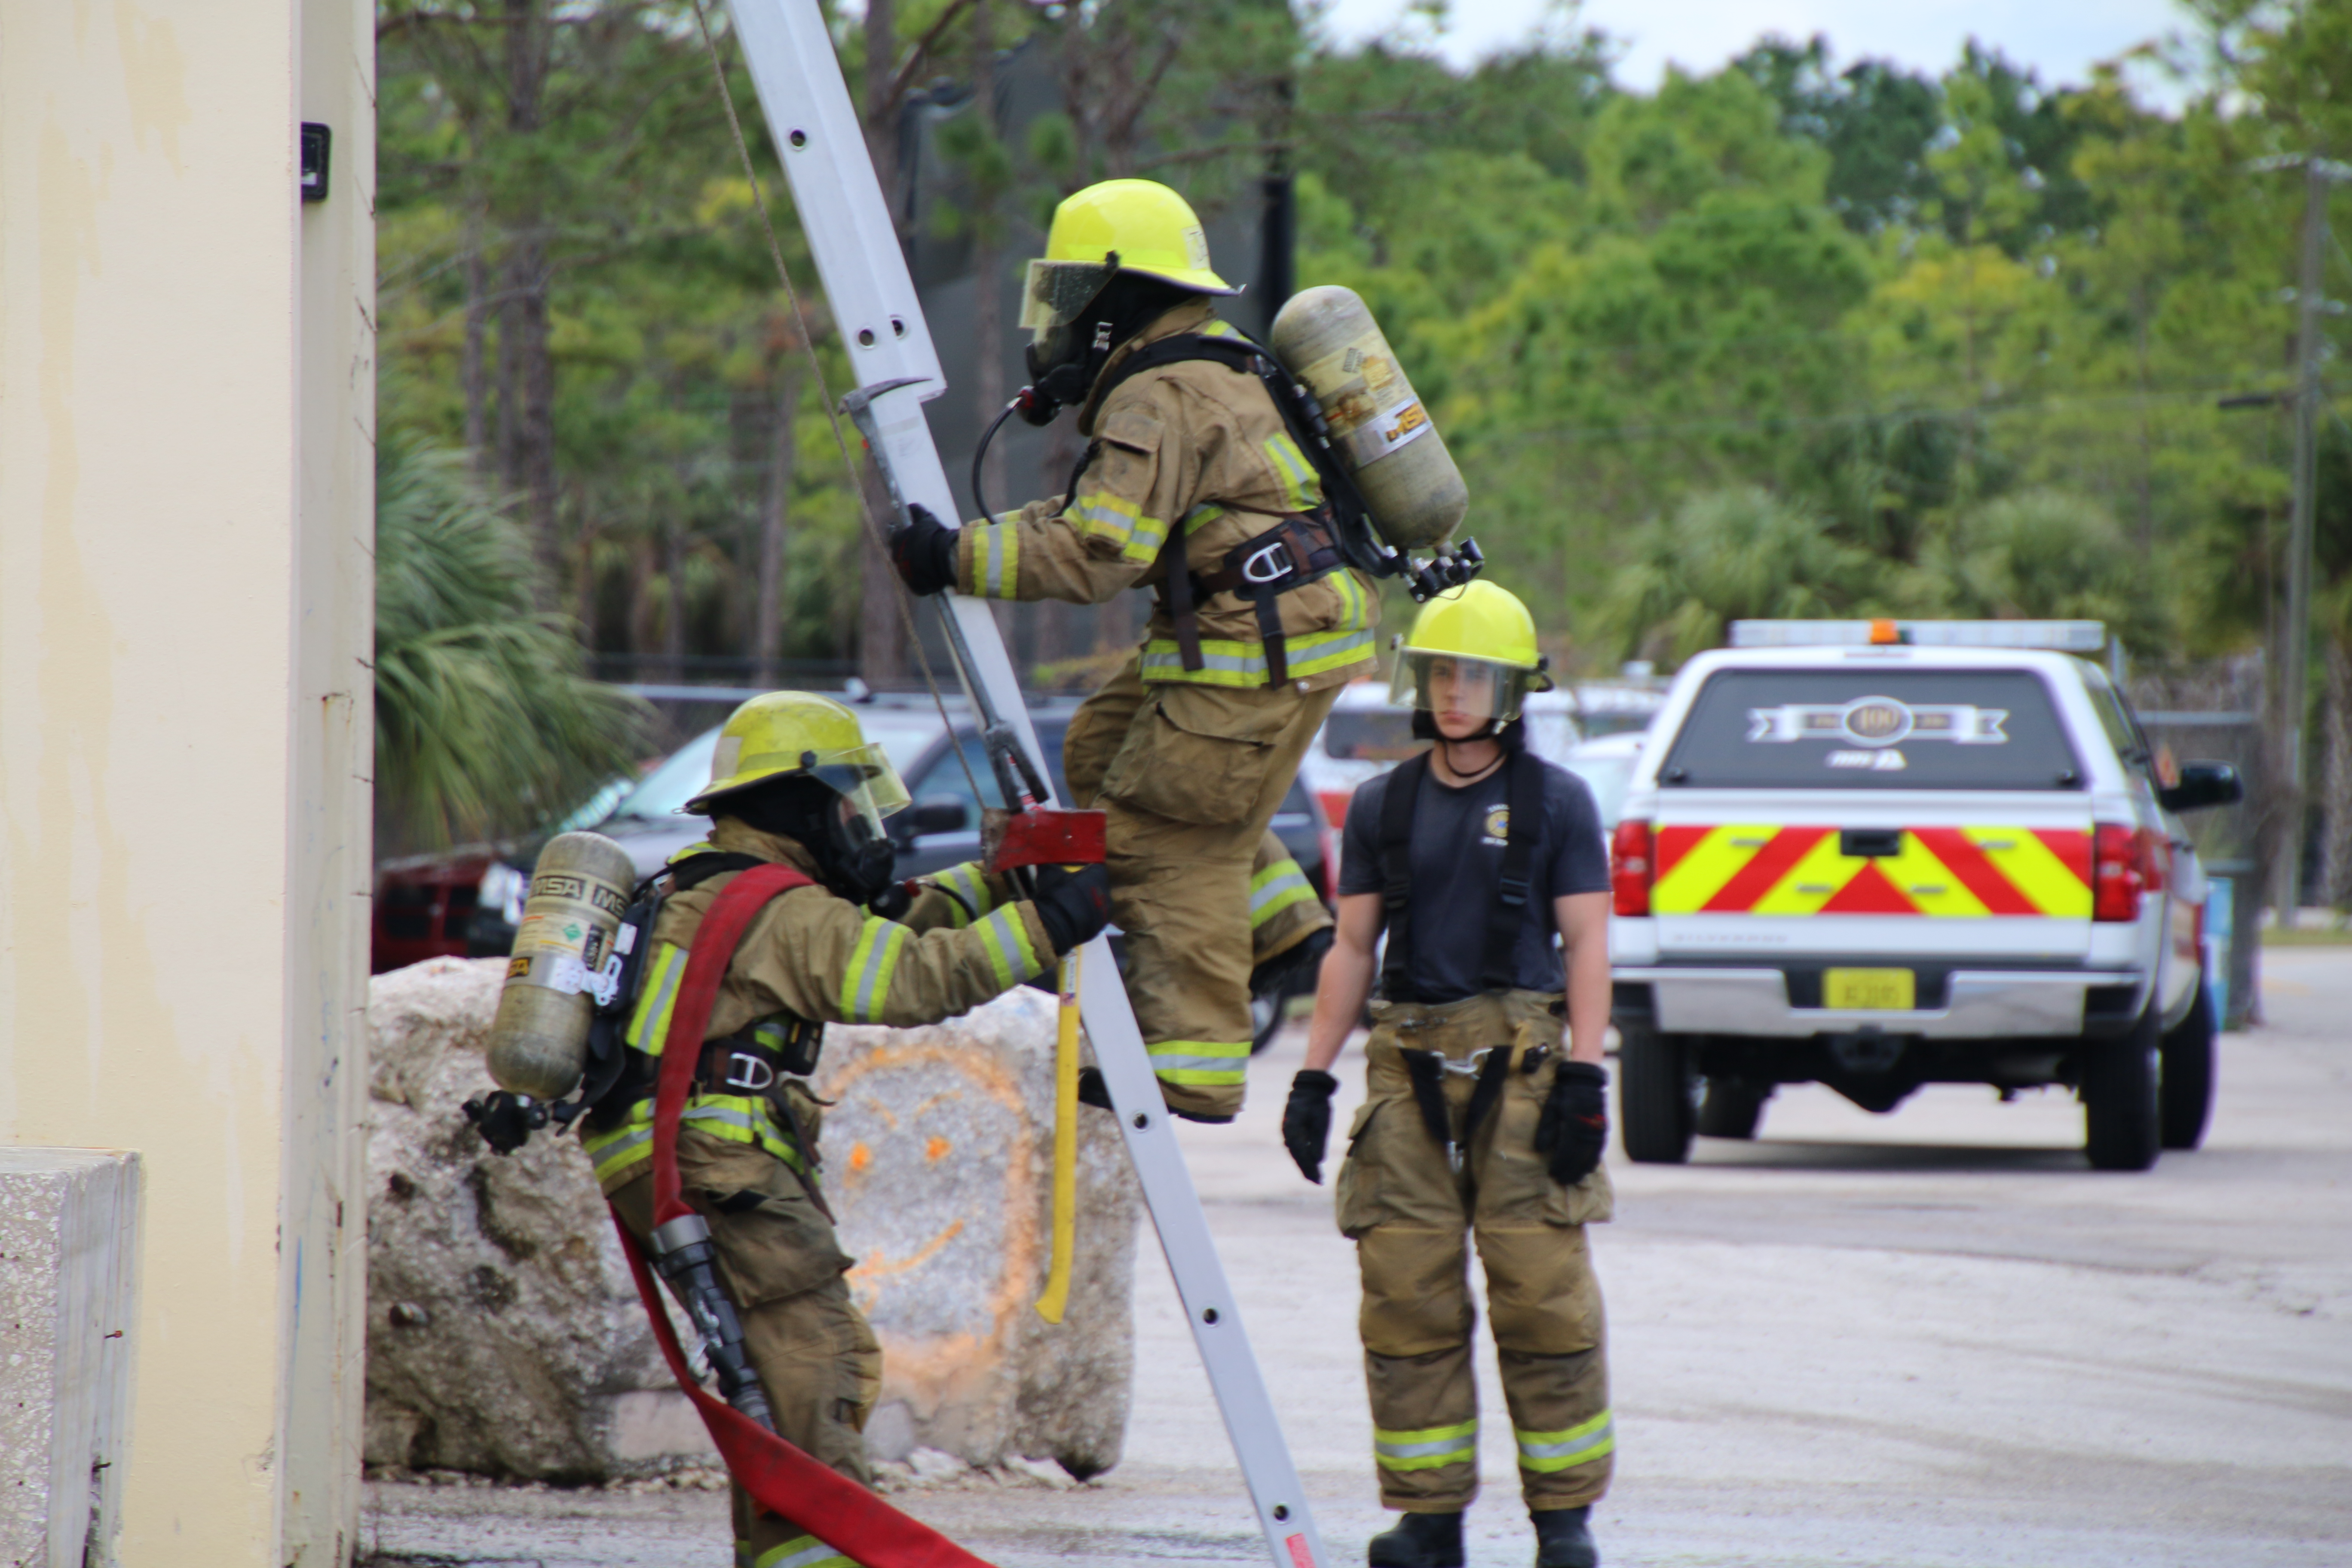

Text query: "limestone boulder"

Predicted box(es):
[365, 958, 681, 1482]
[363, 957, 1139, 1482]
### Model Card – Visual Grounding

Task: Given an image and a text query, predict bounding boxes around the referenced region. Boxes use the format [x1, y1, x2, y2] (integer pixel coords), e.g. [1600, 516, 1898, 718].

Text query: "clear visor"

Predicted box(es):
[1020, 258, 1115, 340]
[1387, 649, 1533, 725]
[730, 742, 910, 836]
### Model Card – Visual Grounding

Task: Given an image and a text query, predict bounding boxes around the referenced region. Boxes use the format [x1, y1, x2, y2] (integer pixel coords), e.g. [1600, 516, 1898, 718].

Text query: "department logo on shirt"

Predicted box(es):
[1482, 805, 1509, 846]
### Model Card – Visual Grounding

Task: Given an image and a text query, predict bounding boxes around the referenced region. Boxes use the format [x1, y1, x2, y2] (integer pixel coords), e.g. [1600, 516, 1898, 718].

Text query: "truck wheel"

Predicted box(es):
[2082, 1008, 2162, 1172]
[1696, 1077, 1765, 1140]
[1620, 1020, 1696, 1164]
[2158, 977, 2216, 1150]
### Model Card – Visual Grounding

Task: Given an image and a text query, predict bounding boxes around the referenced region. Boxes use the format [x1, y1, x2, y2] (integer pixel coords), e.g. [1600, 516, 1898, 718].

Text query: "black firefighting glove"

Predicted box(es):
[1282, 1069, 1340, 1184]
[1533, 1061, 1609, 1186]
[1031, 861, 1114, 955]
[889, 502, 960, 597]
[463, 1091, 547, 1156]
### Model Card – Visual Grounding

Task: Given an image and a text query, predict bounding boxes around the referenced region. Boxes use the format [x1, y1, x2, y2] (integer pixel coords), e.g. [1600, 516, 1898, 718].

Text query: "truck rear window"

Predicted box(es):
[1660, 668, 2082, 790]
[1324, 709, 1422, 763]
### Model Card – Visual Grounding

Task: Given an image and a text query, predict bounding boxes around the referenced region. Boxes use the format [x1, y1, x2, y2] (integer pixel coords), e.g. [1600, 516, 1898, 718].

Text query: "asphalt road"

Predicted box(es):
[364, 946, 2352, 1567]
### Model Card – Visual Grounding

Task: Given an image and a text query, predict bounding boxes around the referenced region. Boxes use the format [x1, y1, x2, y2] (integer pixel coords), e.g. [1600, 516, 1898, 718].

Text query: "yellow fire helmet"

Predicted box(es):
[684, 690, 910, 834]
[1387, 579, 1554, 724]
[1020, 178, 1239, 341]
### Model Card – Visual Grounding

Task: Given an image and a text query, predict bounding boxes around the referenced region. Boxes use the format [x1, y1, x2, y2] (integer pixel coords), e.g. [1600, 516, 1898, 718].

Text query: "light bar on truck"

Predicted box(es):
[1727, 619, 2107, 652]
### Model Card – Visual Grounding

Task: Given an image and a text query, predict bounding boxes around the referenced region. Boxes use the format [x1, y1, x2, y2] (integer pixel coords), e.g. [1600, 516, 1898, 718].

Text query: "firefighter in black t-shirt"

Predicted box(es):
[1283, 582, 1616, 1568]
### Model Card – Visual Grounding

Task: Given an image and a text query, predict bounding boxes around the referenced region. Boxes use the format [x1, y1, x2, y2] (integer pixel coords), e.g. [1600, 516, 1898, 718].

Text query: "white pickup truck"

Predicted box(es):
[1607, 620, 2241, 1171]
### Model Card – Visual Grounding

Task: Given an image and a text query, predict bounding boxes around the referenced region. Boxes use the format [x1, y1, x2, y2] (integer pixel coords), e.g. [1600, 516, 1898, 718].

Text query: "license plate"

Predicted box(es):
[1823, 968, 1915, 1010]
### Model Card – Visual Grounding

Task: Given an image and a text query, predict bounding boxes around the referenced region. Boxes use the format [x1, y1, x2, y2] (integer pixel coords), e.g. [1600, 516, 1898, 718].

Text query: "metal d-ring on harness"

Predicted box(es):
[1375, 745, 1551, 1166]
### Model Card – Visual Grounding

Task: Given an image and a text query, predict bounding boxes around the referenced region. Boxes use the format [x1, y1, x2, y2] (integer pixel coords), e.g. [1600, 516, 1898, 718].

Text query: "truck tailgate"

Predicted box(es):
[1652, 792, 2094, 959]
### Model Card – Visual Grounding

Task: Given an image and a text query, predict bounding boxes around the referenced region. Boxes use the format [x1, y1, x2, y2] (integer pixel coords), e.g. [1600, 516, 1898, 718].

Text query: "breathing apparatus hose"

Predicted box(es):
[971, 394, 1023, 530]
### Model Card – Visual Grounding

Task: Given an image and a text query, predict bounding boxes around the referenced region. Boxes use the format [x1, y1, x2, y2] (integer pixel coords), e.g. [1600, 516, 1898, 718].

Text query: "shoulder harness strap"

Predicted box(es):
[1478, 749, 1549, 995]
[1066, 331, 1388, 686]
[1375, 751, 1432, 1001]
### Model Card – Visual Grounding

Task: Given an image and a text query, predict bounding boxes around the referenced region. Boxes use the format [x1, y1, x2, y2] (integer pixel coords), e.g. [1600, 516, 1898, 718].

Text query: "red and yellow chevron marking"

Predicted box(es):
[1651, 825, 2092, 917]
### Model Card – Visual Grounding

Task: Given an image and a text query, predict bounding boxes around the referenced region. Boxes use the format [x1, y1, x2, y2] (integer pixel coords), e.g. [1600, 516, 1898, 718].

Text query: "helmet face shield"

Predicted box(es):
[1020, 258, 1116, 341]
[714, 738, 909, 838]
[1389, 649, 1531, 725]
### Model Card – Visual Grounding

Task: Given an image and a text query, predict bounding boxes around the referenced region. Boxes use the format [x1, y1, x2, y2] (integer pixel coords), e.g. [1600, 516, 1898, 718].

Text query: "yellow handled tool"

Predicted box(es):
[1035, 949, 1082, 1323]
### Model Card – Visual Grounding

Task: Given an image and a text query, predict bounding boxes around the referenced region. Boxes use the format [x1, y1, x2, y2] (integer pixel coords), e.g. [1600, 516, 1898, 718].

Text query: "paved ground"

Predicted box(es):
[365, 948, 2352, 1567]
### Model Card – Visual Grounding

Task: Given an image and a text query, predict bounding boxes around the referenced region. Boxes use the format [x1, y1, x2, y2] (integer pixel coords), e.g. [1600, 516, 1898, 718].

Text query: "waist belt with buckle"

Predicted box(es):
[1159, 510, 1344, 687]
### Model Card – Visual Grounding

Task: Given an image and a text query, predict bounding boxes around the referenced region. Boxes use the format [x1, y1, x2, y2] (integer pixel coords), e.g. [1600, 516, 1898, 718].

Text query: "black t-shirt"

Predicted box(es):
[1338, 753, 1610, 1003]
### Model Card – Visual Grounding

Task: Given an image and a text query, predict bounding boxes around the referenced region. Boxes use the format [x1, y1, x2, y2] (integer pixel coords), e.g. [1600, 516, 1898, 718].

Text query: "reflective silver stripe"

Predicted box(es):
[625, 943, 689, 1052]
[584, 1124, 651, 1181]
[1146, 1040, 1251, 1081]
[1516, 1412, 1615, 1472]
[753, 1536, 854, 1568]
[1373, 1419, 1478, 1471]
[933, 862, 989, 926]
[1377, 1433, 1475, 1461]
[838, 917, 909, 1023]
[1249, 862, 1313, 924]
[974, 904, 1043, 988]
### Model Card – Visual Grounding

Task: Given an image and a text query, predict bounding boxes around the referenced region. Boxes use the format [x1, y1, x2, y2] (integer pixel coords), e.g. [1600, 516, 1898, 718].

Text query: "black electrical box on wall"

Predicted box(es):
[300, 122, 330, 202]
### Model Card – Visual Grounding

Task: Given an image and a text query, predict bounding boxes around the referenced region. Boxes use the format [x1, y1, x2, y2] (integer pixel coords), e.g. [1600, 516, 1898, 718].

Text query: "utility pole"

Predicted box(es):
[2258, 154, 2350, 925]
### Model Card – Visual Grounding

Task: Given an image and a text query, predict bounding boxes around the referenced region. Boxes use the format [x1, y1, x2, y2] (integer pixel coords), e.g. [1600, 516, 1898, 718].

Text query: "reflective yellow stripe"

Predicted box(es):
[1650, 825, 1769, 914]
[1262, 432, 1319, 511]
[838, 917, 910, 1023]
[580, 1094, 809, 1183]
[1146, 1039, 1250, 1085]
[1250, 860, 1316, 928]
[971, 521, 1021, 598]
[624, 943, 690, 1053]
[1375, 1419, 1478, 1471]
[1139, 626, 1376, 686]
[1070, 490, 1142, 549]
[930, 862, 990, 928]
[583, 1121, 652, 1185]
[974, 904, 1045, 989]
[750, 1532, 854, 1568]
[1515, 1411, 1615, 1473]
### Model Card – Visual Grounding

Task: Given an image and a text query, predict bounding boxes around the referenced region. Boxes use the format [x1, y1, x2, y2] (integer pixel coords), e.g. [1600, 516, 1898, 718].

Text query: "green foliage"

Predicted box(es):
[372, 0, 2351, 690]
[375, 433, 652, 851]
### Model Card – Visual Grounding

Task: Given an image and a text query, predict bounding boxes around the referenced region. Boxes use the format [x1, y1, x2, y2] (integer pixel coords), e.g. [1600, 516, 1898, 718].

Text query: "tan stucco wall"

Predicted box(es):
[0, 0, 373, 1562]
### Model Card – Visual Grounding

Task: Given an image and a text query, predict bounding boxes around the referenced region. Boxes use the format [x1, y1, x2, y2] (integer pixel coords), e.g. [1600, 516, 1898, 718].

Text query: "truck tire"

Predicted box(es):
[1696, 1077, 1765, 1140]
[1620, 1020, 1696, 1164]
[2082, 1008, 2161, 1172]
[2158, 977, 2216, 1150]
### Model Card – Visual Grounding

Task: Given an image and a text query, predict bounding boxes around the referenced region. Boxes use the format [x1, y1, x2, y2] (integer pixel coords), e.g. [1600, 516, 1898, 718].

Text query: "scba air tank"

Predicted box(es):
[485, 832, 638, 1100]
[1270, 285, 1468, 551]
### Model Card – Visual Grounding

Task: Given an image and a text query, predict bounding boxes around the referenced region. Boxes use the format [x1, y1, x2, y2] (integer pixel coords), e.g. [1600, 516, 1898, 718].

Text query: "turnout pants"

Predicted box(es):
[609, 1128, 880, 1568]
[1335, 991, 1616, 1516]
[1062, 655, 1337, 1120]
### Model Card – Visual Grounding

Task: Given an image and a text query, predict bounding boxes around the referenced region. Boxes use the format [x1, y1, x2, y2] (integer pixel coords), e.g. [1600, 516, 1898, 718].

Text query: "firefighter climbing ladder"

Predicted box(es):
[713, 3, 1329, 1565]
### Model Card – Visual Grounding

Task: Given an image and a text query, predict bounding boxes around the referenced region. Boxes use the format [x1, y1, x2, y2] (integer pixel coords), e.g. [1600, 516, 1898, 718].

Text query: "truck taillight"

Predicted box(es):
[1612, 819, 1653, 916]
[2093, 823, 2163, 922]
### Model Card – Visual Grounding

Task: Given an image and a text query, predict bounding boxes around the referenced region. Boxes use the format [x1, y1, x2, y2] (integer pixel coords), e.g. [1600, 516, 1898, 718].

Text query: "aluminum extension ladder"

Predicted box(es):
[720, 4, 1327, 1565]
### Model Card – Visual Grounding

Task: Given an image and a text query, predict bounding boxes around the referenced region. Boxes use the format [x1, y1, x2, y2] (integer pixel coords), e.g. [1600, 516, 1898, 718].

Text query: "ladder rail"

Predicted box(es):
[720, 5, 1330, 1565]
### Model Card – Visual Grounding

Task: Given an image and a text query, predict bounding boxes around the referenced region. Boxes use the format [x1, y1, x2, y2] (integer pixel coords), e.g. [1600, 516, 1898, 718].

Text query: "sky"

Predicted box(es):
[1314, 0, 2189, 95]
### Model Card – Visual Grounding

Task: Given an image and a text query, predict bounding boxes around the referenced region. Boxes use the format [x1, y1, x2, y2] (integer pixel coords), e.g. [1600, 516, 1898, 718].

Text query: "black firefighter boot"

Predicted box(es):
[1531, 1505, 1598, 1568]
[1367, 1510, 1464, 1568]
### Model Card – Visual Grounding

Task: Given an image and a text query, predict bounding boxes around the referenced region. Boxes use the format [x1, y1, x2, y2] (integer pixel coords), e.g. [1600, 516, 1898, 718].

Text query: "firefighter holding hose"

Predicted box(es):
[1282, 584, 1617, 1568]
[560, 692, 1111, 1568]
[889, 177, 1372, 1123]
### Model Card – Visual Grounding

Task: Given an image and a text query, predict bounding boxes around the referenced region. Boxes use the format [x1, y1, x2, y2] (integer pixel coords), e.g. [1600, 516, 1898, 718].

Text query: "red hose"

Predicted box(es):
[615, 863, 997, 1568]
